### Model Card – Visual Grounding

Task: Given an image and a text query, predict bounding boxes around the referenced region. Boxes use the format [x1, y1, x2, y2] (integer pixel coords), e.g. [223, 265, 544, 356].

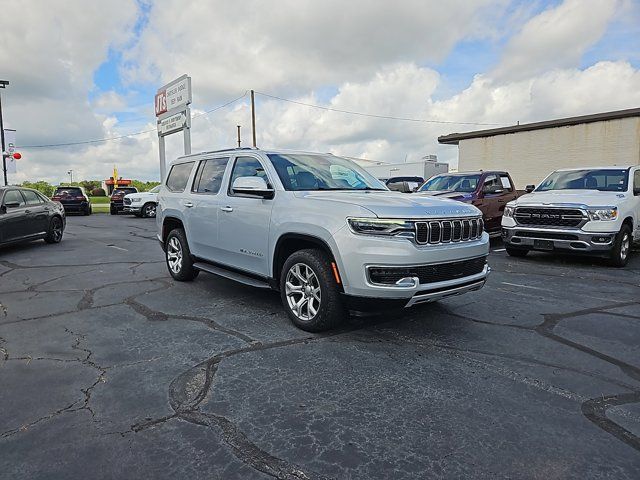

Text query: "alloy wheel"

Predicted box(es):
[145, 204, 156, 217]
[52, 218, 63, 242]
[285, 263, 321, 321]
[167, 237, 183, 274]
[620, 233, 630, 260]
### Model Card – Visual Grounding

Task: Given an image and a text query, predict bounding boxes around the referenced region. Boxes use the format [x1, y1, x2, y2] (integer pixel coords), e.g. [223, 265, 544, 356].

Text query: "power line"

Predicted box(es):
[254, 91, 503, 126]
[17, 91, 248, 149]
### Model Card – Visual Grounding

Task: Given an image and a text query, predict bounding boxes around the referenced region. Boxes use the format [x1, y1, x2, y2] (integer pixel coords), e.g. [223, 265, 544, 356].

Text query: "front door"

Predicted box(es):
[217, 155, 275, 277]
[1, 189, 29, 243]
[21, 189, 49, 236]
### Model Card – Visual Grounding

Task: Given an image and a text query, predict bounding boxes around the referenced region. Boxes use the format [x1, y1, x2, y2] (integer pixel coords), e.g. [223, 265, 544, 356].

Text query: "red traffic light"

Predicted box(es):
[12, 152, 21, 159]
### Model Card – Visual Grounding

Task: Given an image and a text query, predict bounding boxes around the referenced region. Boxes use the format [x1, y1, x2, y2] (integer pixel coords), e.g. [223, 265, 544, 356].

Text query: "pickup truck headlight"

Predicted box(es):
[130, 197, 141, 203]
[348, 218, 414, 237]
[587, 207, 617, 221]
[503, 205, 515, 217]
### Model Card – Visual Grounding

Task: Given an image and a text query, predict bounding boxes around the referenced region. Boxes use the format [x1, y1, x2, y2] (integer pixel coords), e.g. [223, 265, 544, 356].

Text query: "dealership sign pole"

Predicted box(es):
[155, 75, 192, 182]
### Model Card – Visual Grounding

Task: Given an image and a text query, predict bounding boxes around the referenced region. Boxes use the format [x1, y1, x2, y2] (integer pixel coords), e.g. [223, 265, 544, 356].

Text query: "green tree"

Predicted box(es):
[21, 181, 54, 197]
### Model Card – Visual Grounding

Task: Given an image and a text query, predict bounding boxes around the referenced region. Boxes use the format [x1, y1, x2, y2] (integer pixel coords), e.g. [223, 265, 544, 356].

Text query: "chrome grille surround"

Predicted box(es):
[415, 217, 484, 245]
[514, 206, 587, 228]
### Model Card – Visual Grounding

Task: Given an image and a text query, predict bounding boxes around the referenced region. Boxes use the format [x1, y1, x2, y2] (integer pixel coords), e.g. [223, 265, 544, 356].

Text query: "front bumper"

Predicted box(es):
[502, 226, 616, 253]
[331, 225, 491, 302]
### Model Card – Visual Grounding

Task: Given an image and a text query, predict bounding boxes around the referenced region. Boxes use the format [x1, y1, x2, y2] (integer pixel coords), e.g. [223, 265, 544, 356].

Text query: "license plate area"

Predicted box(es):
[534, 239, 554, 250]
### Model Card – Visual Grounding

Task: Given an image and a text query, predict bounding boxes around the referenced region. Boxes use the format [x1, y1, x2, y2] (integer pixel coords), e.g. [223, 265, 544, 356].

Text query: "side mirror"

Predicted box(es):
[525, 184, 535, 193]
[232, 176, 274, 199]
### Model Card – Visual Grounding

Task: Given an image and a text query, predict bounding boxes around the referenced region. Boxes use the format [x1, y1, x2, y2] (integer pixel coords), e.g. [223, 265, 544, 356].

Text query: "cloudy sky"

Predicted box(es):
[2, 0, 639, 184]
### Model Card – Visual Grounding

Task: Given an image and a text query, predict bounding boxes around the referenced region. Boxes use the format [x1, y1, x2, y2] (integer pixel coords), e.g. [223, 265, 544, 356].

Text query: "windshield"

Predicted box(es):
[537, 169, 629, 192]
[149, 185, 161, 193]
[419, 174, 480, 193]
[267, 154, 387, 191]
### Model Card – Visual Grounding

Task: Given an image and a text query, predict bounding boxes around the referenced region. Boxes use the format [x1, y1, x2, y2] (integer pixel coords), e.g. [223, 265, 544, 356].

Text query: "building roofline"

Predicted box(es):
[438, 107, 640, 145]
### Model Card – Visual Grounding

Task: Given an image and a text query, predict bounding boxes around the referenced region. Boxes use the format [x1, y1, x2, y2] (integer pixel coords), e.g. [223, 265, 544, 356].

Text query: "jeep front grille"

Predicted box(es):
[415, 218, 483, 245]
[514, 207, 586, 227]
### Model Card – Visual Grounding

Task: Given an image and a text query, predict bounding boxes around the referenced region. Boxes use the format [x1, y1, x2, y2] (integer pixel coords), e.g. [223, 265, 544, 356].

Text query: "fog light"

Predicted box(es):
[592, 236, 612, 243]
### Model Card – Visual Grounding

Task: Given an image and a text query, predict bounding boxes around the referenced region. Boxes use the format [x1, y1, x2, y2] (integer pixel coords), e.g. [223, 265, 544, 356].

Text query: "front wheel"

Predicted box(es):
[165, 228, 199, 281]
[280, 249, 346, 332]
[142, 202, 157, 218]
[609, 225, 632, 267]
[44, 216, 64, 244]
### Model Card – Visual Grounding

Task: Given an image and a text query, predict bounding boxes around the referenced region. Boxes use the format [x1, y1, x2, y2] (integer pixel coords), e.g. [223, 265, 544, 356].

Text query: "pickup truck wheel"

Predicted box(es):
[142, 202, 156, 218]
[609, 225, 632, 267]
[280, 249, 346, 332]
[165, 228, 199, 281]
[506, 246, 529, 257]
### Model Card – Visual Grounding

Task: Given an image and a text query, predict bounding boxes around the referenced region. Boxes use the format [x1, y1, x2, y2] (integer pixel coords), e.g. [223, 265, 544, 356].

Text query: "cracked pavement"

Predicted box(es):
[0, 215, 639, 479]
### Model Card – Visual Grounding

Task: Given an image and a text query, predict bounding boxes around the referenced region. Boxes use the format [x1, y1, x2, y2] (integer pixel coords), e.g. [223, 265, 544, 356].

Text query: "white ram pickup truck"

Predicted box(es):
[502, 166, 640, 266]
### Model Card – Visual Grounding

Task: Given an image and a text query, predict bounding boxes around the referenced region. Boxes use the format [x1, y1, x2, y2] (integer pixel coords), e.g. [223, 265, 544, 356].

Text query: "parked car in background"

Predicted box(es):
[502, 166, 640, 266]
[51, 186, 92, 215]
[110, 187, 138, 215]
[0, 186, 65, 247]
[415, 171, 521, 234]
[123, 185, 160, 218]
[385, 176, 424, 193]
[157, 148, 489, 332]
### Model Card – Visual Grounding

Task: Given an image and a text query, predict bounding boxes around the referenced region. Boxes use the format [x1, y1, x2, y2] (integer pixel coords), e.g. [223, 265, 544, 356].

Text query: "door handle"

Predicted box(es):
[25, 209, 31, 214]
[221, 206, 233, 212]
[183, 202, 194, 208]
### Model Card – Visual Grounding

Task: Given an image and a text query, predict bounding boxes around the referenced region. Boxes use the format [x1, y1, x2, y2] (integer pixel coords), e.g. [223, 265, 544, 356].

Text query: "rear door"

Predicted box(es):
[1, 189, 29, 243]
[183, 157, 230, 259]
[480, 174, 503, 232]
[21, 189, 49, 235]
[216, 155, 275, 276]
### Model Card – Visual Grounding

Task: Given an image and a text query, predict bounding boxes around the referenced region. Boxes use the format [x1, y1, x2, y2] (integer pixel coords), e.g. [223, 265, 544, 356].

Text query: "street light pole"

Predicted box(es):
[0, 80, 8, 186]
[68, 170, 73, 184]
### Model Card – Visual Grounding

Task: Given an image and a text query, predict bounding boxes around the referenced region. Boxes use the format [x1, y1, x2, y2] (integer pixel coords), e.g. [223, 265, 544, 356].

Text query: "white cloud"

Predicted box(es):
[492, 0, 621, 81]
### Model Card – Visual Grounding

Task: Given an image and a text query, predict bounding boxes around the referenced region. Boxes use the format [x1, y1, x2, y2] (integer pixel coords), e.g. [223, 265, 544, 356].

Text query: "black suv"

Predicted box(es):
[52, 186, 92, 215]
[110, 187, 138, 215]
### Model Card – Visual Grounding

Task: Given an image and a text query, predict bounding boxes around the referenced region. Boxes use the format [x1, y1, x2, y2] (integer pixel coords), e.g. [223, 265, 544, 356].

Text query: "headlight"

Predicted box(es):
[348, 218, 414, 237]
[587, 207, 617, 221]
[130, 197, 141, 203]
[503, 205, 515, 217]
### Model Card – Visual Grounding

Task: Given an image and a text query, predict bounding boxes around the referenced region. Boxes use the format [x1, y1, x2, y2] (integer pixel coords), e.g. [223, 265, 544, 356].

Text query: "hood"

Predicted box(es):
[513, 189, 627, 207]
[295, 191, 481, 218]
[413, 190, 474, 202]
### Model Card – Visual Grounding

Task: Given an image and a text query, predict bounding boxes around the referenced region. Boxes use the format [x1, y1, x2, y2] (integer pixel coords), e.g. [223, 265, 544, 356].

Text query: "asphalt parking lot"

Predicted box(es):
[0, 215, 639, 479]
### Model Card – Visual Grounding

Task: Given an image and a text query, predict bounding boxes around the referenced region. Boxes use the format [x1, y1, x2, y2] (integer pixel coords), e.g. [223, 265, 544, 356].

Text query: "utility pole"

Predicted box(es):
[250, 90, 256, 148]
[237, 125, 241, 148]
[68, 170, 74, 184]
[0, 80, 8, 186]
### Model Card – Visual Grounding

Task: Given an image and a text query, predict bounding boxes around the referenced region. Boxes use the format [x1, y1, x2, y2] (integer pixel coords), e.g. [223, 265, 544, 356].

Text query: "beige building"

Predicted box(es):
[438, 108, 640, 187]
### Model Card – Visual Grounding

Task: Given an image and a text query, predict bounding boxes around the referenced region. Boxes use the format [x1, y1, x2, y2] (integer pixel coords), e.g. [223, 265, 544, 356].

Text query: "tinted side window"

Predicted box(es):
[22, 190, 43, 205]
[483, 174, 500, 192]
[3, 190, 26, 208]
[634, 170, 640, 189]
[166, 162, 195, 192]
[193, 157, 229, 194]
[229, 157, 268, 193]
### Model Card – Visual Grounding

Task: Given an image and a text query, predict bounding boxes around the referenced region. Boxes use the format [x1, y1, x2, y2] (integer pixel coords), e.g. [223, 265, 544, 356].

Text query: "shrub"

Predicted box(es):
[91, 188, 106, 197]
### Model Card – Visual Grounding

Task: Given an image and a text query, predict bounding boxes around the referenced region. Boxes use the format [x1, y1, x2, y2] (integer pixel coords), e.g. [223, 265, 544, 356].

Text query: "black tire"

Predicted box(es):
[506, 245, 529, 257]
[44, 216, 64, 244]
[279, 248, 346, 332]
[110, 205, 117, 215]
[165, 228, 199, 281]
[609, 224, 632, 267]
[83, 205, 91, 216]
[142, 202, 157, 218]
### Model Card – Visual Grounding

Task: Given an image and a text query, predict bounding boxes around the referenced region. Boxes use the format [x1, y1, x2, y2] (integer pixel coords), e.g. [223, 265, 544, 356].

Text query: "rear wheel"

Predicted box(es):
[280, 249, 346, 332]
[110, 205, 117, 215]
[609, 224, 632, 267]
[142, 202, 157, 218]
[506, 245, 529, 257]
[44, 216, 64, 244]
[84, 204, 91, 215]
[165, 228, 199, 281]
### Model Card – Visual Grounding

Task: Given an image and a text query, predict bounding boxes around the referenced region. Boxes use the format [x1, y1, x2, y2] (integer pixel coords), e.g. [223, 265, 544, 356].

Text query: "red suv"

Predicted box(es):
[110, 187, 138, 215]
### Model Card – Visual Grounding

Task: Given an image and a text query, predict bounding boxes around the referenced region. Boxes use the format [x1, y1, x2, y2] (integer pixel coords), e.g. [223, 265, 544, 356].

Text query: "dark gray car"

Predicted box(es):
[0, 186, 66, 247]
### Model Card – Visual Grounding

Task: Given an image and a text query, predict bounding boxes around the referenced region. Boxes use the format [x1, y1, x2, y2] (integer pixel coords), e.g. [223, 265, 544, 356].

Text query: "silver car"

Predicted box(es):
[157, 148, 490, 331]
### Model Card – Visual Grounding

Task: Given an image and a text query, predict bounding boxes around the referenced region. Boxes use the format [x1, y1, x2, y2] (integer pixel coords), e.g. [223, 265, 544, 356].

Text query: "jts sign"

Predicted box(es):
[155, 75, 192, 117]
